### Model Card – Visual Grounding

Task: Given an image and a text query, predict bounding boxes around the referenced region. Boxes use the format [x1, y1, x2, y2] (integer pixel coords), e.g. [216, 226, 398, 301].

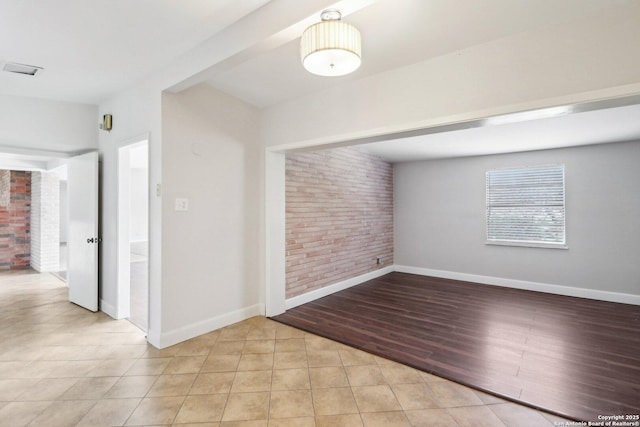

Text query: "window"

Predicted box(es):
[486, 164, 566, 248]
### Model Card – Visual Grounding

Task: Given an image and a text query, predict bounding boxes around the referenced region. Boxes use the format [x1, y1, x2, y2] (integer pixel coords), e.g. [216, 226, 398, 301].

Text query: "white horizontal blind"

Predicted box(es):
[486, 165, 565, 247]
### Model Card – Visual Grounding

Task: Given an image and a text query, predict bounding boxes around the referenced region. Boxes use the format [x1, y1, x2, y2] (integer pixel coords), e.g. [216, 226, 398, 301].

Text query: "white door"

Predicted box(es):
[67, 151, 99, 312]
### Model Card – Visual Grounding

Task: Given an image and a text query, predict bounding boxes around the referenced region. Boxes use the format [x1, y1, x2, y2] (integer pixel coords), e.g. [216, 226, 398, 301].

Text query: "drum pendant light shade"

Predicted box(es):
[300, 10, 361, 77]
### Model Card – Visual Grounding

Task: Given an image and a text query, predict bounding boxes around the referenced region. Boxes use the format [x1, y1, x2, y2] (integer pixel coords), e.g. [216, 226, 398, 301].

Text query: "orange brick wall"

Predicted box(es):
[285, 146, 393, 298]
[0, 170, 31, 269]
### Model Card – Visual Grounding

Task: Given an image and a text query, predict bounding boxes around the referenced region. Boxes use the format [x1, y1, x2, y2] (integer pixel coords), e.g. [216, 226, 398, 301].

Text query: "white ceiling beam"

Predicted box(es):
[166, 0, 379, 94]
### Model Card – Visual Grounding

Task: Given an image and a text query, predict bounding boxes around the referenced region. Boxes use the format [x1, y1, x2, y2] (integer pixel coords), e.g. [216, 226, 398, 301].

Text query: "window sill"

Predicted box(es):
[485, 240, 568, 250]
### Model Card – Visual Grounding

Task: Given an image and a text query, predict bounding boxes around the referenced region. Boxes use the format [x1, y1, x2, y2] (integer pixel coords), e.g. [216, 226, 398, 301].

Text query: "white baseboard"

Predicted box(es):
[395, 265, 640, 306]
[157, 303, 265, 349]
[285, 266, 395, 310]
[143, 265, 638, 349]
[146, 328, 161, 349]
[99, 298, 119, 319]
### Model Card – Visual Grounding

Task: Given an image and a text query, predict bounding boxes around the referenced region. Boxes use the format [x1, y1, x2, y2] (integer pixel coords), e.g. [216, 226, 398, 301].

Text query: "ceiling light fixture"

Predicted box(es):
[484, 105, 573, 126]
[300, 9, 361, 77]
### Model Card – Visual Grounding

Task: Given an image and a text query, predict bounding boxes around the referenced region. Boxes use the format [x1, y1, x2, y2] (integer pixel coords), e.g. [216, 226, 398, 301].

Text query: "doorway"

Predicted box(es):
[0, 150, 99, 314]
[49, 165, 69, 281]
[0, 163, 68, 277]
[118, 139, 149, 331]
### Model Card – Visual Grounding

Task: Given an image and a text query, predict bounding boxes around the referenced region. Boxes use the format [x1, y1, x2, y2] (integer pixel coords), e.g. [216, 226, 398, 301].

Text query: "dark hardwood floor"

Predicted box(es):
[272, 272, 640, 422]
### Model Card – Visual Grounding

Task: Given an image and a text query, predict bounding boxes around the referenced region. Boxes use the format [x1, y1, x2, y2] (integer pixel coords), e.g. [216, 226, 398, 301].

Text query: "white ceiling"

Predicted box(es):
[0, 0, 271, 104]
[359, 103, 640, 163]
[0, 0, 638, 162]
[200, 0, 639, 162]
[205, 0, 628, 108]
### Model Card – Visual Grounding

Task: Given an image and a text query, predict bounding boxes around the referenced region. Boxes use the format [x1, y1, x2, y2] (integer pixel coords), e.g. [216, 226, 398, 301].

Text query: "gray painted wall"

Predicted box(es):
[394, 140, 640, 296]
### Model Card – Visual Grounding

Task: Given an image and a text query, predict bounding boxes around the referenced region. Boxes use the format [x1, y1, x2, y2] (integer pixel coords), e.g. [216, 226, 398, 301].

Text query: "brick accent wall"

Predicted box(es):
[30, 172, 60, 272]
[0, 170, 31, 269]
[285, 146, 393, 298]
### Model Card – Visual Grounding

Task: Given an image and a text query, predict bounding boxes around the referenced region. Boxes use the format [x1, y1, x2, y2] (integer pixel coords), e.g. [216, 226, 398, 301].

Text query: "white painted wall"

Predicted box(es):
[0, 95, 97, 152]
[394, 141, 640, 298]
[128, 143, 148, 243]
[129, 168, 148, 243]
[261, 3, 640, 149]
[161, 84, 261, 346]
[30, 171, 61, 273]
[95, 0, 335, 347]
[97, 82, 161, 337]
[98, 80, 261, 348]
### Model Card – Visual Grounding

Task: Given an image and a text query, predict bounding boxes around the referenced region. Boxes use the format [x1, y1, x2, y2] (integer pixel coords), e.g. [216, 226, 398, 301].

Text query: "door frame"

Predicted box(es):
[116, 135, 149, 323]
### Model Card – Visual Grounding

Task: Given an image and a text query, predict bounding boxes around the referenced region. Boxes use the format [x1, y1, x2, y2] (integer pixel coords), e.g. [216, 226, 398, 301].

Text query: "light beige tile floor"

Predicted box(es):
[0, 270, 574, 426]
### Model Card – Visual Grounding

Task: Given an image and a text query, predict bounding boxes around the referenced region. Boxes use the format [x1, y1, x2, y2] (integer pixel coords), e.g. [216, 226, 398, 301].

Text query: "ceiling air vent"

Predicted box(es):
[2, 62, 44, 76]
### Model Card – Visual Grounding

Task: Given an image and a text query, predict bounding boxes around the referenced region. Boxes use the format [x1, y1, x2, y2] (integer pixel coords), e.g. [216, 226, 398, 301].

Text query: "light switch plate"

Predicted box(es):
[175, 198, 189, 211]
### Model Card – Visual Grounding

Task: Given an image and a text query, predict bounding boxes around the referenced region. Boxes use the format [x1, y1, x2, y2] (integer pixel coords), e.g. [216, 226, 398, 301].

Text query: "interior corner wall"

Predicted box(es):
[161, 83, 261, 344]
[95, 1, 339, 344]
[394, 141, 640, 297]
[98, 79, 161, 334]
[285, 147, 393, 298]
